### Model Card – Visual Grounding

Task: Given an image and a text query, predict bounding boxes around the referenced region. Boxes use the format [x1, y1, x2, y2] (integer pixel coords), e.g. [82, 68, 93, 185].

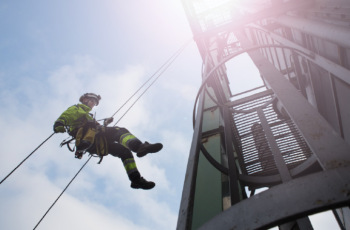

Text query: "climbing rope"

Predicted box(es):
[0, 132, 55, 185]
[33, 155, 92, 230]
[110, 39, 192, 119]
[0, 39, 192, 187]
[0, 37, 192, 229]
[111, 39, 192, 126]
[31, 39, 192, 229]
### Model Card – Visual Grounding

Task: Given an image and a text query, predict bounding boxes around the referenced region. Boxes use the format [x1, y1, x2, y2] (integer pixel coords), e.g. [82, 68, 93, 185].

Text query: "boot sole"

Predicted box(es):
[137, 143, 163, 158]
[131, 183, 156, 190]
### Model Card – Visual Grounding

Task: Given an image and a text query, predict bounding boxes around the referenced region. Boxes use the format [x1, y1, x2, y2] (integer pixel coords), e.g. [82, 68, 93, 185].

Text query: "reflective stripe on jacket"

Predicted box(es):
[55, 103, 93, 133]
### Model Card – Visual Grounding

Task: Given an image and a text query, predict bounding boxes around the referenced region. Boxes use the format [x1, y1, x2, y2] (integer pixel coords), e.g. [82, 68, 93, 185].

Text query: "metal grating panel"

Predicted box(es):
[230, 94, 313, 176]
[221, 32, 243, 57]
[194, 0, 239, 32]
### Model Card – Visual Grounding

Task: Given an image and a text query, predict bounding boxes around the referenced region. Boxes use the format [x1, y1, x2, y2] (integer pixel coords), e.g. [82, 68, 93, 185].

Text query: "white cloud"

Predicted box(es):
[0, 168, 151, 230]
[133, 191, 177, 229]
[159, 130, 191, 165]
[161, 79, 198, 102]
[0, 56, 178, 230]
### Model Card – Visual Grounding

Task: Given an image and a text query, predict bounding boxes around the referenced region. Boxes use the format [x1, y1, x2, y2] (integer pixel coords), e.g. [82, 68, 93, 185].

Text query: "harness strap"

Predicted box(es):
[60, 137, 76, 152]
[95, 135, 108, 164]
[97, 156, 104, 164]
[61, 120, 108, 164]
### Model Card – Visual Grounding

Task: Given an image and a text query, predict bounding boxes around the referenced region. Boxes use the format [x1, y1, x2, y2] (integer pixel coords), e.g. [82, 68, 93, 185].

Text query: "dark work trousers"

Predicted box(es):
[87, 126, 143, 181]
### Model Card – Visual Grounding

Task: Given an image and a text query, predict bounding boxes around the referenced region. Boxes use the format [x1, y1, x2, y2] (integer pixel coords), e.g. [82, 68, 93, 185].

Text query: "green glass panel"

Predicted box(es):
[202, 108, 220, 133]
[191, 134, 222, 230]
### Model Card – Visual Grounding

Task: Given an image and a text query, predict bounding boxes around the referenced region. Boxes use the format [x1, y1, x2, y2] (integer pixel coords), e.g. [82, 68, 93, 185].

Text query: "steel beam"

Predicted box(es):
[180, 0, 207, 59]
[333, 209, 347, 230]
[291, 51, 308, 98]
[226, 89, 274, 108]
[198, 167, 350, 230]
[230, 85, 266, 98]
[248, 24, 350, 87]
[235, 31, 350, 171]
[257, 108, 292, 182]
[176, 87, 205, 230]
[296, 217, 314, 230]
[289, 155, 318, 176]
[274, 15, 350, 49]
[223, 106, 241, 205]
[238, 174, 281, 187]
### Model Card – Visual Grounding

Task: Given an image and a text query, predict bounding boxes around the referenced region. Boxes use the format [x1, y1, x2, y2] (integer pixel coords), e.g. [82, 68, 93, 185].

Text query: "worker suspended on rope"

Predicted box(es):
[53, 93, 163, 190]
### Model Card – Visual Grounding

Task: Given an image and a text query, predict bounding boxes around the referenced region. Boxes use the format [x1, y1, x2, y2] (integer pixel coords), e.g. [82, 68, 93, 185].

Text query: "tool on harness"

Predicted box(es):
[59, 119, 86, 152]
[60, 136, 75, 152]
[59, 117, 98, 158]
[94, 132, 108, 164]
[90, 119, 111, 164]
[74, 120, 98, 159]
[60, 117, 109, 164]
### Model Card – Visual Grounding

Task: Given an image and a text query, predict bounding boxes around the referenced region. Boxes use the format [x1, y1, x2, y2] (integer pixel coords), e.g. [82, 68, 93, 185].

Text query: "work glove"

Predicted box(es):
[54, 126, 66, 133]
[104, 117, 114, 126]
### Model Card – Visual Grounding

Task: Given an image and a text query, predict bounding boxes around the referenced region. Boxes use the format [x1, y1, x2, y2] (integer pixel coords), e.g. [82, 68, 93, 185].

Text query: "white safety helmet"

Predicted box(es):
[79, 93, 101, 106]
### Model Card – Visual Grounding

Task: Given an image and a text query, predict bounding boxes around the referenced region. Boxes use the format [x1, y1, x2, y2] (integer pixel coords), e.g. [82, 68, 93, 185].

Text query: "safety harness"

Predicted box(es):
[59, 105, 109, 164]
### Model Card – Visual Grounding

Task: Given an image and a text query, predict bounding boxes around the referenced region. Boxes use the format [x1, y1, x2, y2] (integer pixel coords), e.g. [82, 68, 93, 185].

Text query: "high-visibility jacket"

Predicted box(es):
[54, 103, 93, 133]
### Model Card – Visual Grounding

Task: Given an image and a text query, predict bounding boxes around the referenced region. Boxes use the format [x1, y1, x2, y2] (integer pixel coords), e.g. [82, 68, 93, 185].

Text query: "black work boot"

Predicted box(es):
[136, 142, 163, 158]
[131, 177, 155, 190]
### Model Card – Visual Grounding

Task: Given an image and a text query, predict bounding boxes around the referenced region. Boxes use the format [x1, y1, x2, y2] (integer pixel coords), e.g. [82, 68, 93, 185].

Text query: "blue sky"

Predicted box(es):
[0, 0, 340, 229]
[0, 1, 200, 229]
